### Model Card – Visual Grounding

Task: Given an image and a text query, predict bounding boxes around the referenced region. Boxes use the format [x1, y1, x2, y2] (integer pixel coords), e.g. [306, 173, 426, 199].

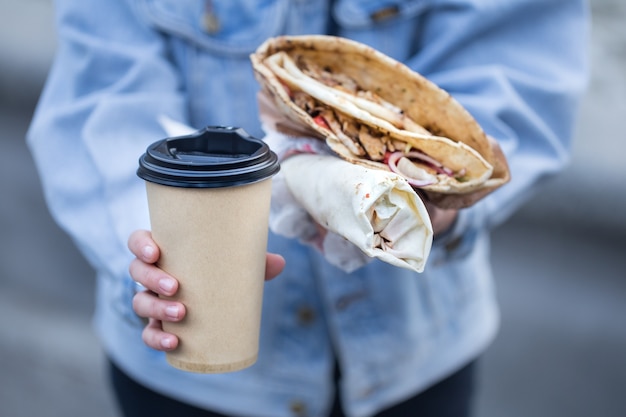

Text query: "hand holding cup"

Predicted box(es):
[135, 126, 280, 373]
[128, 229, 285, 352]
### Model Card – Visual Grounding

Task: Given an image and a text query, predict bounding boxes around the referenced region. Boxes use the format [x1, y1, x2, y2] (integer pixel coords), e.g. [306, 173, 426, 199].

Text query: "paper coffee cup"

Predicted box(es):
[137, 126, 280, 373]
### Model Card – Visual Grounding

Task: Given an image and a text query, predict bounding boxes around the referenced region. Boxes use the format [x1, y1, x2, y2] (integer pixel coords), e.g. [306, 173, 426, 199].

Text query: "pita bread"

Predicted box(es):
[251, 35, 510, 208]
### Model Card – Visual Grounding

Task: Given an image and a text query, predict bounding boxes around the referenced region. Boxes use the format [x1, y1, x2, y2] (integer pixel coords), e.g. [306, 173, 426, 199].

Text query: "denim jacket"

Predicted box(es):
[28, 1, 588, 416]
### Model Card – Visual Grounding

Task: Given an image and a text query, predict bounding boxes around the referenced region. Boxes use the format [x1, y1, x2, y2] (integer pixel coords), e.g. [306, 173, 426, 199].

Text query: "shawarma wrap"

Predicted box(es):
[280, 153, 433, 273]
[250, 35, 510, 209]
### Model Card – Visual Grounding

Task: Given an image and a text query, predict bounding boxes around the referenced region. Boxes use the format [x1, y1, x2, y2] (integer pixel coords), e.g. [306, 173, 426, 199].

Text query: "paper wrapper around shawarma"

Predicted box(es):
[250, 35, 510, 209]
[280, 153, 433, 273]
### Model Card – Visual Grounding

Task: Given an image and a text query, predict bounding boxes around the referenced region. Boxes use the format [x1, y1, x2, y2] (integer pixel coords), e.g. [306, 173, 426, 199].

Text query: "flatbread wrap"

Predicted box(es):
[250, 35, 510, 208]
[280, 153, 433, 273]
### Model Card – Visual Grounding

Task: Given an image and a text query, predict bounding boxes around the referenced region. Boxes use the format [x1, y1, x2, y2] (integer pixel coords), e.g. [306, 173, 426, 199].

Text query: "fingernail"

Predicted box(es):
[161, 336, 173, 349]
[165, 305, 180, 319]
[159, 278, 175, 293]
[142, 245, 155, 259]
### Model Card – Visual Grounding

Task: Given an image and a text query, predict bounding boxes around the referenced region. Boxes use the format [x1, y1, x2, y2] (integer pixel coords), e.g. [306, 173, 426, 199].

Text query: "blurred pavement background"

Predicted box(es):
[1, 1, 625, 416]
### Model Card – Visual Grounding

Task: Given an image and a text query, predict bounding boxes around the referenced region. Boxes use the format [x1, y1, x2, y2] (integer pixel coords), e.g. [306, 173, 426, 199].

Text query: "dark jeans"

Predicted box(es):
[109, 359, 476, 417]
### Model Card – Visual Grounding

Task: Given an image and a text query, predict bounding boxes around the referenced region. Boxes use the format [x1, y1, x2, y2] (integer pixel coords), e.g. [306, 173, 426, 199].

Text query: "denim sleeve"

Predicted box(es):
[27, 0, 188, 278]
[410, 0, 590, 254]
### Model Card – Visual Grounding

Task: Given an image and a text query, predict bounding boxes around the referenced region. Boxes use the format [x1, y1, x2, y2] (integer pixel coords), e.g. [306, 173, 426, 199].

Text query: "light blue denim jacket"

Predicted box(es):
[28, 1, 588, 416]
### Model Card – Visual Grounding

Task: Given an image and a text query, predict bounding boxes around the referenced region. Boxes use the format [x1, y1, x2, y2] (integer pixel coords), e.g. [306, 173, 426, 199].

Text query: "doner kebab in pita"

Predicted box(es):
[251, 35, 510, 209]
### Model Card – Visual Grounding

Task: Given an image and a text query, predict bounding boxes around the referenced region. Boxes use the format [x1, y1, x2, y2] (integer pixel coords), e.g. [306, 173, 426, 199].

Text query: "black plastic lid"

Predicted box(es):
[137, 126, 280, 188]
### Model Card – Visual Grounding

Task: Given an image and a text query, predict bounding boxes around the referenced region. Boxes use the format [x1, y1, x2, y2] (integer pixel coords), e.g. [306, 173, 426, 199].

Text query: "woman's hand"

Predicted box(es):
[127, 229, 285, 351]
[424, 202, 458, 236]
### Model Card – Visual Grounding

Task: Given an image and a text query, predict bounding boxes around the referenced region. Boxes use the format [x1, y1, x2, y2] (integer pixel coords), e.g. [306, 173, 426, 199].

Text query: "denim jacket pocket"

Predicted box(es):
[333, 0, 431, 30]
[137, 0, 290, 56]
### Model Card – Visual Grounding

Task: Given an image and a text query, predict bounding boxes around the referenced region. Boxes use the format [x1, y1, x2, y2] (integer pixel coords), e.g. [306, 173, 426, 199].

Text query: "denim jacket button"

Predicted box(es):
[370, 6, 399, 22]
[201, 0, 220, 34]
[201, 12, 220, 34]
[289, 400, 308, 416]
[296, 305, 316, 325]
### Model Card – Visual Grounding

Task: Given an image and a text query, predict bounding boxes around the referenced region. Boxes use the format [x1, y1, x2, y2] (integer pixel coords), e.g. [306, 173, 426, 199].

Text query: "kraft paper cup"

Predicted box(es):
[137, 126, 280, 373]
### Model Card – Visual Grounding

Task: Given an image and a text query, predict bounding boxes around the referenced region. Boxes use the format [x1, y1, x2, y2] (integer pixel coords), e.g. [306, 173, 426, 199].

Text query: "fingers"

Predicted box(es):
[128, 229, 160, 264]
[133, 290, 185, 352]
[129, 257, 179, 297]
[128, 229, 177, 297]
[265, 253, 286, 281]
[129, 228, 284, 353]
[133, 290, 185, 322]
[424, 201, 458, 236]
[128, 229, 179, 299]
[142, 318, 179, 351]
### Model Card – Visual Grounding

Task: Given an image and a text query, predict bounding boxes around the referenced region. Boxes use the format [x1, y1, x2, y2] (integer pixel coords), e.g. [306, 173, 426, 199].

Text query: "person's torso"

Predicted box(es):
[103, 2, 499, 415]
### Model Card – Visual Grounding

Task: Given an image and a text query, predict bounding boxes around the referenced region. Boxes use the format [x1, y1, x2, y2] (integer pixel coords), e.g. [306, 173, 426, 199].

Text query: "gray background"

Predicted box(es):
[1, 1, 625, 416]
